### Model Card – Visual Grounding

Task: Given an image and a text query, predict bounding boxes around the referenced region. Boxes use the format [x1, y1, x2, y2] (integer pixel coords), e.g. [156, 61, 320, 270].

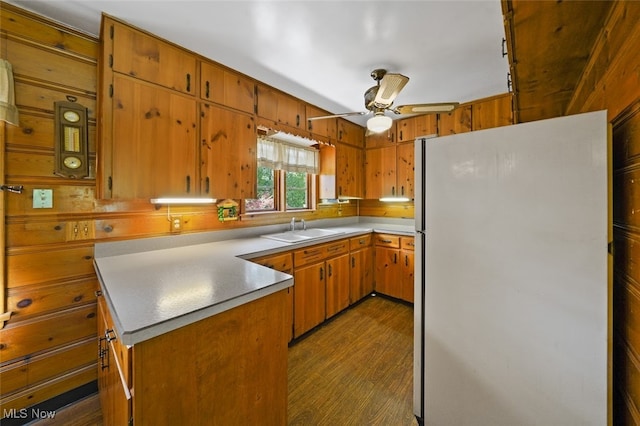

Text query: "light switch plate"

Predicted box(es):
[33, 189, 53, 208]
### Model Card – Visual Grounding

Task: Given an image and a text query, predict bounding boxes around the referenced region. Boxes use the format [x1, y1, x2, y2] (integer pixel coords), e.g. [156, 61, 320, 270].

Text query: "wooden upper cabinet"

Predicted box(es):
[366, 126, 396, 148]
[337, 119, 365, 148]
[200, 103, 256, 199]
[438, 105, 472, 136]
[395, 143, 415, 199]
[336, 143, 363, 198]
[306, 105, 337, 140]
[365, 143, 414, 199]
[109, 20, 196, 95]
[199, 61, 255, 114]
[110, 75, 197, 199]
[256, 84, 305, 130]
[396, 114, 438, 142]
[365, 146, 396, 199]
[471, 93, 514, 131]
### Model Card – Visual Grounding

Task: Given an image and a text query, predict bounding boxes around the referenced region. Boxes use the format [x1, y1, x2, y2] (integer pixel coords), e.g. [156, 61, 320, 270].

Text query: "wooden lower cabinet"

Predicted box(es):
[294, 262, 326, 337]
[97, 289, 289, 425]
[325, 254, 350, 319]
[375, 234, 415, 303]
[250, 252, 294, 342]
[349, 235, 374, 303]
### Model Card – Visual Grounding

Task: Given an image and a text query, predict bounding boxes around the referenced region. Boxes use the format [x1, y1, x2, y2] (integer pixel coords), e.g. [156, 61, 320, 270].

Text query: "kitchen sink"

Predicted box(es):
[261, 228, 343, 243]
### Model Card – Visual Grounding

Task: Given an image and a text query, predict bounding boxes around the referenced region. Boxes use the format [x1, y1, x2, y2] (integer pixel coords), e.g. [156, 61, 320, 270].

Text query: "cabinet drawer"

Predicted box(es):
[294, 246, 327, 267]
[374, 234, 400, 248]
[325, 240, 349, 258]
[252, 252, 293, 273]
[401, 237, 415, 250]
[350, 234, 372, 250]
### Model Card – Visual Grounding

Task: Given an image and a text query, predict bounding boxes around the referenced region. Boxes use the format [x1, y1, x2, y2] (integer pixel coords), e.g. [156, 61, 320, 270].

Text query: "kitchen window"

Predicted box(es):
[244, 136, 318, 213]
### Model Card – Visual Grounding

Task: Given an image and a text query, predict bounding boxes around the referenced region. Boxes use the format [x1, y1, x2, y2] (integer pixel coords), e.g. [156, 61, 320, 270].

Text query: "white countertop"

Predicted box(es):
[94, 217, 414, 346]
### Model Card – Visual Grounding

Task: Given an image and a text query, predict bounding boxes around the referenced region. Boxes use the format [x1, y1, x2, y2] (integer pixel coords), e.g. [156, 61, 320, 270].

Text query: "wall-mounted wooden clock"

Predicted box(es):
[54, 100, 89, 178]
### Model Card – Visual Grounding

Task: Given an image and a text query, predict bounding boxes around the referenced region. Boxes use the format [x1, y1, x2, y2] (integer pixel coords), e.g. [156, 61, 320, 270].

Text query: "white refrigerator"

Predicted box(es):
[413, 110, 611, 425]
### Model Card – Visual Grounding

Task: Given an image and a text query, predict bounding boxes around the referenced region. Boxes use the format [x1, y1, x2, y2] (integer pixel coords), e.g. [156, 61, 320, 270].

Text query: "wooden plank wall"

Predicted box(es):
[0, 3, 356, 415]
[564, 2, 640, 423]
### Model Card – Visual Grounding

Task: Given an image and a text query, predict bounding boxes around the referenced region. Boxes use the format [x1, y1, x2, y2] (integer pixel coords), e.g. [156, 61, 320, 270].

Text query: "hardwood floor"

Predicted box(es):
[288, 295, 417, 426]
[30, 295, 416, 426]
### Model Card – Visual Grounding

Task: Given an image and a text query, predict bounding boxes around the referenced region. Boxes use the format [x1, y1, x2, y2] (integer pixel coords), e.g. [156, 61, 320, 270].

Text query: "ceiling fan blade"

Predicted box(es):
[393, 102, 459, 115]
[373, 73, 409, 107]
[307, 111, 366, 121]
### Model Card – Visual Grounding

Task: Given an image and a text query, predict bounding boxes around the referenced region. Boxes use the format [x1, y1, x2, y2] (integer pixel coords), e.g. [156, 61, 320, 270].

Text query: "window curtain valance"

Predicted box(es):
[257, 136, 318, 174]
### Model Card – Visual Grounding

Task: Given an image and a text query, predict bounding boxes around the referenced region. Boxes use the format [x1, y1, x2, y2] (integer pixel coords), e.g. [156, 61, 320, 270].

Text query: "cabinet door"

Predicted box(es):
[200, 103, 256, 199]
[365, 146, 396, 199]
[326, 254, 350, 318]
[256, 85, 305, 130]
[336, 143, 363, 198]
[111, 75, 197, 199]
[200, 62, 255, 114]
[375, 246, 402, 298]
[439, 105, 472, 136]
[294, 262, 326, 338]
[110, 20, 196, 95]
[471, 94, 513, 131]
[337, 118, 365, 148]
[365, 126, 395, 148]
[251, 253, 294, 342]
[350, 246, 373, 304]
[306, 105, 336, 139]
[97, 296, 131, 426]
[319, 144, 336, 199]
[401, 249, 414, 303]
[396, 142, 415, 199]
[396, 116, 415, 143]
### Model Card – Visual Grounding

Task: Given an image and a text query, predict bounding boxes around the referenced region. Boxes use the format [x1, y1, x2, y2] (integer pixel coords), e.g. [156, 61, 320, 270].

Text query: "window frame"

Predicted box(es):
[243, 167, 316, 214]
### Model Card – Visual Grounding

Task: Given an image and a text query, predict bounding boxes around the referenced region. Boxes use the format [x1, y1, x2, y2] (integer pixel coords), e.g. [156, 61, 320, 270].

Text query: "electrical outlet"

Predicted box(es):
[66, 220, 95, 241]
[170, 216, 182, 232]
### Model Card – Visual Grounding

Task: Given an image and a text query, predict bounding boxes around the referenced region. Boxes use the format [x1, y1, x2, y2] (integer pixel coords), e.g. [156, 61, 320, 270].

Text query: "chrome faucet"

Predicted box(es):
[290, 217, 306, 231]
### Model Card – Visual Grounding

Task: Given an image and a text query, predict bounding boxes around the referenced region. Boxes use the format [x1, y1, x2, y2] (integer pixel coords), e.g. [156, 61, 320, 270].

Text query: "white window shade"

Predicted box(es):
[257, 135, 318, 174]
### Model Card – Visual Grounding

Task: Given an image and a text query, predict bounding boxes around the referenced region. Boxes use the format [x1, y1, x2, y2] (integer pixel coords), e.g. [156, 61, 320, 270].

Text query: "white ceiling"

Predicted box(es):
[6, 0, 509, 126]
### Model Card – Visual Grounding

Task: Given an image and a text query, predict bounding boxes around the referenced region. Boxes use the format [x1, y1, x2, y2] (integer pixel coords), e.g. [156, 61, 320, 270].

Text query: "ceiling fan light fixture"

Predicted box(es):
[367, 114, 392, 133]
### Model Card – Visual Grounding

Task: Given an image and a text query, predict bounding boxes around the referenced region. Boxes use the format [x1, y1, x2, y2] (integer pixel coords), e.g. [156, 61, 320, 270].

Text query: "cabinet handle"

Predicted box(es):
[95, 290, 103, 297]
[98, 336, 109, 370]
[393, 253, 397, 264]
[359, 238, 366, 245]
[339, 130, 343, 140]
[378, 238, 392, 244]
[205, 176, 210, 194]
[205, 81, 210, 98]
[400, 130, 403, 141]
[351, 257, 355, 268]
[320, 267, 324, 281]
[186, 73, 191, 92]
[401, 186, 405, 196]
[328, 264, 332, 277]
[296, 114, 300, 127]
[105, 329, 117, 343]
[304, 249, 321, 256]
[405, 255, 409, 266]
[186, 175, 191, 193]
[392, 186, 396, 196]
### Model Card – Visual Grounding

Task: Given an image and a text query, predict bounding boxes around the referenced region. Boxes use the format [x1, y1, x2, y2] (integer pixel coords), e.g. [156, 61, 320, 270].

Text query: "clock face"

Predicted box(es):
[63, 156, 82, 169]
[63, 110, 80, 123]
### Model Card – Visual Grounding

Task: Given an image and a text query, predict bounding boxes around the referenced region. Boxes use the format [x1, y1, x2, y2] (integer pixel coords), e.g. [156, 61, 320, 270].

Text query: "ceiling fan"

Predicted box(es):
[308, 69, 459, 133]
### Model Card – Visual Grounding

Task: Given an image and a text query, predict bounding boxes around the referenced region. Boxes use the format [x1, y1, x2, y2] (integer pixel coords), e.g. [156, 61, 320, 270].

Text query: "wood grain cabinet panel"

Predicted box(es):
[306, 104, 337, 140]
[256, 84, 306, 131]
[200, 103, 256, 199]
[396, 114, 437, 142]
[110, 75, 197, 199]
[439, 105, 472, 136]
[325, 254, 350, 319]
[110, 20, 196, 95]
[400, 237, 415, 303]
[199, 61, 255, 114]
[472, 94, 514, 131]
[350, 242, 373, 304]
[337, 118, 365, 148]
[336, 143, 364, 198]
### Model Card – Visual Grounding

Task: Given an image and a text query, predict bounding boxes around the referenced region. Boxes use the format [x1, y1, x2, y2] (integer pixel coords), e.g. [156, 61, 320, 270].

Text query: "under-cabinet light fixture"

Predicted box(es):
[150, 197, 217, 205]
[379, 196, 411, 202]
